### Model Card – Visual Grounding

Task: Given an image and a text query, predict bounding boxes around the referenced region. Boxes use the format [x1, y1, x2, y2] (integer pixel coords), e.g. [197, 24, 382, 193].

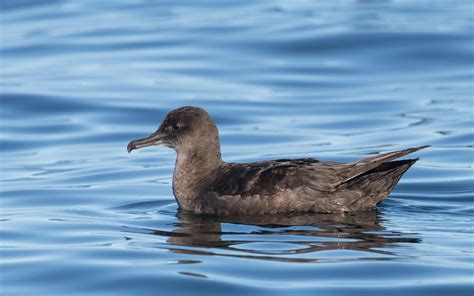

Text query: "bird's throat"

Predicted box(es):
[172, 148, 222, 209]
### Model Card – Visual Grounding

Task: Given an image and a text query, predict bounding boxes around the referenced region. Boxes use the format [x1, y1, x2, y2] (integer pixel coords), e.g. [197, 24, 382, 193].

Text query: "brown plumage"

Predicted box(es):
[128, 106, 428, 216]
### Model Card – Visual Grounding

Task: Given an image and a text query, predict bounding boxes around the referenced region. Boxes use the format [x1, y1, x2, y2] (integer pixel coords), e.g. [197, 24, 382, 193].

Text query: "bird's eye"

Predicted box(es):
[171, 122, 179, 130]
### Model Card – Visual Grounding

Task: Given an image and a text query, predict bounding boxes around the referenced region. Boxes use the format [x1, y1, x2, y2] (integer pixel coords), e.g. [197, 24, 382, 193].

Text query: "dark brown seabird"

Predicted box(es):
[128, 106, 428, 216]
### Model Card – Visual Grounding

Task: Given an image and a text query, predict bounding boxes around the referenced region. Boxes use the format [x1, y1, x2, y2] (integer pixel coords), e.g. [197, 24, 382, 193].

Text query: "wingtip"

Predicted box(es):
[411, 145, 431, 152]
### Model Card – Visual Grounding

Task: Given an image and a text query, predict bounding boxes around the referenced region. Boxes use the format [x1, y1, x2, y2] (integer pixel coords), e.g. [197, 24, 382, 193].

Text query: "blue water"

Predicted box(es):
[1, 1, 473, 295]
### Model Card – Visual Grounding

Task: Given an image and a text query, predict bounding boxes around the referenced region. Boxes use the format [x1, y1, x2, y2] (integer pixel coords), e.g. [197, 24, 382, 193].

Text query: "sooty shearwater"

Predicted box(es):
[128, 106, 428, 216]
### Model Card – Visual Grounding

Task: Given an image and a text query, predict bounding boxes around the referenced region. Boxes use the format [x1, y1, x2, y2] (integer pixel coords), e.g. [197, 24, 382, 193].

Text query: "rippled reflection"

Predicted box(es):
[123, 209, 420, 263]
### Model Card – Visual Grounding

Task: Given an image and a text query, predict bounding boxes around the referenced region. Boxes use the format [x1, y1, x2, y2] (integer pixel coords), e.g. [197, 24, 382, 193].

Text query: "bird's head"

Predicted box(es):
[127, 106, 221, 159]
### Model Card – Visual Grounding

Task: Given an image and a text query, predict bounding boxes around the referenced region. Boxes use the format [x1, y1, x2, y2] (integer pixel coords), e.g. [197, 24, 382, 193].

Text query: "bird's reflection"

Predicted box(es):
[137, 209, 421, 263]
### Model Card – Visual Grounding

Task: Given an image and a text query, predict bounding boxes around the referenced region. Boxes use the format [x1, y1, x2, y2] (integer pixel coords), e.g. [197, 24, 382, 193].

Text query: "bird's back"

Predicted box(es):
[198, 158, 344, 215]
[199, 146, 426, 215]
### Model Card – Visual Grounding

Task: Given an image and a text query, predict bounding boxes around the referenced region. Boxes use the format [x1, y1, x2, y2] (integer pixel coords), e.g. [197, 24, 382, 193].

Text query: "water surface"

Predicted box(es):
[1, 1, 473, 295]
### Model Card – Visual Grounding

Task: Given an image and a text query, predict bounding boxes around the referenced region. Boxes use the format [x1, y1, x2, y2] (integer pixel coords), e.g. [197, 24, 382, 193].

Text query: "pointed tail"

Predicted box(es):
[340, 145, 429, 185]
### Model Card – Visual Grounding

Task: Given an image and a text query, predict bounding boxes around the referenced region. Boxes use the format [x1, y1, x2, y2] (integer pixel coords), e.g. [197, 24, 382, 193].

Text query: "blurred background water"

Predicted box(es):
[1, 0, 473, 295]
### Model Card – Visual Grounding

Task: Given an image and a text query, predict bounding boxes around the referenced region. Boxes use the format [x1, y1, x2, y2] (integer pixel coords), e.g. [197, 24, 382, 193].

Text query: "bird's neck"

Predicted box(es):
[172, 145, 223, 210]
